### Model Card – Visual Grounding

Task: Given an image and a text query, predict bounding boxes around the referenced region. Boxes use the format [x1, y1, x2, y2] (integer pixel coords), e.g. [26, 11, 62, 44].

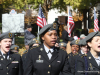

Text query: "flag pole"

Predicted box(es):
[37, 4, 41, 41]
[68, 6, 70, 37]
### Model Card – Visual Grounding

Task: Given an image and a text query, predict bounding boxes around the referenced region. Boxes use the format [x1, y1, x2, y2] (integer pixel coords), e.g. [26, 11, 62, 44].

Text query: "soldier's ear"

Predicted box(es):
[87, 42, 91, 48]
[41, 35, 44, 41]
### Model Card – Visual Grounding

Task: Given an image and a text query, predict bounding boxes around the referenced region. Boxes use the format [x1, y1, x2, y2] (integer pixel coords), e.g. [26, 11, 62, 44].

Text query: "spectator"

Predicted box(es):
[24, 25, 35, 50]
[62, 26, 69, 43]
[80, 34, 86, 40]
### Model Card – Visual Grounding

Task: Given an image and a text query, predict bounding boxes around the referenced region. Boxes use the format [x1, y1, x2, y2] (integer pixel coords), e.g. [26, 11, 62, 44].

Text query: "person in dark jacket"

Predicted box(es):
[62, 26, 69, 43]
[24, 23, 73, 75]
[24, 25, 35, 50]
[0, 32, 23, 75]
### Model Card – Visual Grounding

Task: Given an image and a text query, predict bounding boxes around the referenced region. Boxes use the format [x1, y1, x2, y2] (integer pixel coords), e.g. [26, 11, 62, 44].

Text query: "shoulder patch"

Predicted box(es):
[81, 54, 87, 58]
[30, 45, 40, 50]
[60, 48, 66, 51]
[73, 52, 78, 56]
[23, 50, 28, 54]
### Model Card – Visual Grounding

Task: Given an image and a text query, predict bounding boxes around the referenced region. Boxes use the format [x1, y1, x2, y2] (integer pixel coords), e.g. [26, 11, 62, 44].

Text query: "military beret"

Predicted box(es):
[10, 45, 19, 51]
[28, 38, 40, 47]
[59, 42, 67, 47]
[85, 31, 100, 42]
[38, 23, 57, 35]
[78, 39, 87, 46]
[0, 32, 14, 41]
[70, 39, 80, 46]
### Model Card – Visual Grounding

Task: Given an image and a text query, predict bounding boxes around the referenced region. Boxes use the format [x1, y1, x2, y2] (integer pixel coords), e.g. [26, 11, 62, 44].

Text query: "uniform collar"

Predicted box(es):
[43, 44, 54, 53]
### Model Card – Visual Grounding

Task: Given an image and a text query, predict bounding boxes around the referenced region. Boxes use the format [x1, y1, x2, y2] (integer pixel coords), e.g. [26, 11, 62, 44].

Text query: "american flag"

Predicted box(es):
[68, 7, 75, 37]
[94, 8, 99, 32]
[37, 5, 47, 28]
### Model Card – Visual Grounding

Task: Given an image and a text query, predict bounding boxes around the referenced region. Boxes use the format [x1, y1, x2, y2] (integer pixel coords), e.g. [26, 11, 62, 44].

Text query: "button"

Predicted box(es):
[49, 65, 51, 67]
[48, 71, 50, 74]
[7, 73, 8, 74]
[6, 67, 8, 69]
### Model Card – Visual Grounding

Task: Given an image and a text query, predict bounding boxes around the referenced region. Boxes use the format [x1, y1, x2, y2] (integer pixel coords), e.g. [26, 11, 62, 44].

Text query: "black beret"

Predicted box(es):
[38, 23, 57, 35]
[78, 39, 87, 46]
[10, 45, 19, 51]
[0, 32, 14, 41]
[85, 31, 100, 42]
[70, 39, 80, 46]
[59, 42, 67, 47]
[28, 38, 40, 47]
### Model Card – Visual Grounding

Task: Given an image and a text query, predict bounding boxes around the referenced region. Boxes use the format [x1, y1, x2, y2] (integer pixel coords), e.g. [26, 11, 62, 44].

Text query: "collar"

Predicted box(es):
[91, 52, 100, 60]
[43, 44, 54, 53]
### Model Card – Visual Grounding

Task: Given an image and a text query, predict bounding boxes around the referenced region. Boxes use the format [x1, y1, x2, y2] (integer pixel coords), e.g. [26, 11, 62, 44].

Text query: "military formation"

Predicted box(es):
[0, 22, 100, 75]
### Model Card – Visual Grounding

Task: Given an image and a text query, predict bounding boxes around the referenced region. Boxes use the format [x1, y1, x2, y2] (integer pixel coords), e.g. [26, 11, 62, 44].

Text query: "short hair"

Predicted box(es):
[64, 26, 68, 30]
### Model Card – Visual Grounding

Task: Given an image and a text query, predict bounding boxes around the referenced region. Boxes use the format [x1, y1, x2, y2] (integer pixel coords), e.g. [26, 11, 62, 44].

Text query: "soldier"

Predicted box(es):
[28, 38, 40, 48]
[76, 31, 100, 75]
[70, 38, 88, 75]
[67, 39, 80, 75]
[59, 42, 67, 50]
[22, 38, 40, 73]
[10, 44, 19, 53]
[24, 23, 72, 75]
[0, 32, 22, 75]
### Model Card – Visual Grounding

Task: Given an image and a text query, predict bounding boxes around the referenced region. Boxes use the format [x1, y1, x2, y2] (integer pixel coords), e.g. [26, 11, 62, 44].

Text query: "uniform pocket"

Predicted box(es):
[11, 63, 19, 69]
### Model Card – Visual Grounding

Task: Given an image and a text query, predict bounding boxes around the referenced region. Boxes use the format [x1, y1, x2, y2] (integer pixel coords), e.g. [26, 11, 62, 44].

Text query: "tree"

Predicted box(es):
[64, 0, 100, 29]
[21, 0, 67, 20]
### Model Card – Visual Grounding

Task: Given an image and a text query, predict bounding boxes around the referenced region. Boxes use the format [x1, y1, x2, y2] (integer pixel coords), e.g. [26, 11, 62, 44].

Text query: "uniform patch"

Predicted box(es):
[36, 60, 43, 63]
[57, 61, 61, 63]
[12, 61, 19, 63]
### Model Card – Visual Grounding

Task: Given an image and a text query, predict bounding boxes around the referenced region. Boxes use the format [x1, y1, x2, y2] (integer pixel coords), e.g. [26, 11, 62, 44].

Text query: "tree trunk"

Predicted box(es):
[83, 9, 88, 29]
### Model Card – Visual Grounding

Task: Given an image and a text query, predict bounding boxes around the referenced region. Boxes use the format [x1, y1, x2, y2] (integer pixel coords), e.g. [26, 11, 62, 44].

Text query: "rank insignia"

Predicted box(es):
[39, 55, 41, 60]
[75, 39, 80, 44]
[9, 33, 12, 38]
[14, 47, 17, 50]
[36, 40, 38, 44]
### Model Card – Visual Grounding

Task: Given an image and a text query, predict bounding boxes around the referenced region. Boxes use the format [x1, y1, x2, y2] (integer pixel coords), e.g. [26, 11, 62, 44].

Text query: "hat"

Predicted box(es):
[10, 45, 19, 51]
[59, 42, 67, 47]
[78, 39, 87, 46]
[38, 23, 57, 35]
[85, 31, 100, 42]
[80, 34, 86, 38]
[70, 39, 80, 46]
[0, 32, 14, 41]
[28, 38, 40, 47]
[27, 25, 32, 28]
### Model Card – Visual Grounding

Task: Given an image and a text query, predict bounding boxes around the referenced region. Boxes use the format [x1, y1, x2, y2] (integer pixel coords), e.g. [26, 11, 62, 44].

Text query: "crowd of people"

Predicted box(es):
[0, 22, 100, 75]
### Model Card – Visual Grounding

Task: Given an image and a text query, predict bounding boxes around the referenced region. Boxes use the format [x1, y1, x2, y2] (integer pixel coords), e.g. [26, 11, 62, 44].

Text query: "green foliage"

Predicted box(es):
[64, 0, 100, 11]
